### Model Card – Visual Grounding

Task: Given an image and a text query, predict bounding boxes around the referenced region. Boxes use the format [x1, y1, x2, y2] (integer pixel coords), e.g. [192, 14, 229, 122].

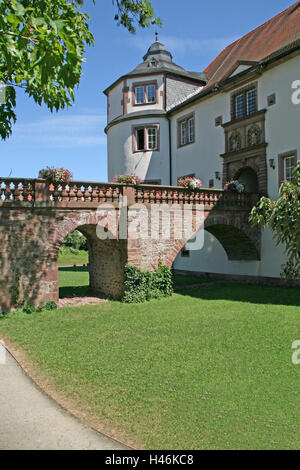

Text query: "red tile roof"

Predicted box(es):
[204, 1, 300, 86]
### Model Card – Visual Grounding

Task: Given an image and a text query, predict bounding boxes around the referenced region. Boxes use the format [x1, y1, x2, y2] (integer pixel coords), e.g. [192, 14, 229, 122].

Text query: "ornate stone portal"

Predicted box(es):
[221, 109, 268, 195]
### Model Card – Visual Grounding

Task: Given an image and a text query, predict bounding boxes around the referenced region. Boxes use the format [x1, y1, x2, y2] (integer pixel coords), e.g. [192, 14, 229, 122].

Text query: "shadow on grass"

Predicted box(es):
[58, 267, 300, 307]
[59, 266, 91, 298]
[173, 274, 218, 287]
[59, 285, 93, 298]
[176, 282, 300, 307]
[59, 266, 89, 272]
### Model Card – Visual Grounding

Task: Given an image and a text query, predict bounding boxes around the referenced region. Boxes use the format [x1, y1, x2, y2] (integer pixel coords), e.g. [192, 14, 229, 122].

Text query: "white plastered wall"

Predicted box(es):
[107, 117, 170, 184]
[173, 55, 300, 278]
[126, 74, 165, 113]
[108, 81, 124, 122]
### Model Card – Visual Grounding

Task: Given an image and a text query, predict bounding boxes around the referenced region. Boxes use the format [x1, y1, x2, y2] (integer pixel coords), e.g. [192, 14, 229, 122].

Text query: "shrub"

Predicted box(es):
[23, 302, 35, 314]
[152, 264, 174, 297]
[250, 162, 300, 280]
[45, 301, 57, 311]
[36, 302, 46, 312]
[123, 264, 173, 303]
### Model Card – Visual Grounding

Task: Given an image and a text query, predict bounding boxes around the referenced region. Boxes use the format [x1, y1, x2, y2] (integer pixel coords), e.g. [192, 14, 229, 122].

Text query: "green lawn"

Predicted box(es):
[58, 250, 88, 267]
[59, 266, 91, 298]
[58, 266, 215, 297]
[1, 271, 300, 449]
[173, 273, 217, 287]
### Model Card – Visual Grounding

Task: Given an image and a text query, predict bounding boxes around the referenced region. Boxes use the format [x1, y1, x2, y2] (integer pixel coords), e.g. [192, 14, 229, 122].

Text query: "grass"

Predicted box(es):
[173, 273, 217, 287]
[58, 250, 88, 267]
[1, 270, 300, 449]
[58, 265, 215, 297]
[59, 266, 91, 298]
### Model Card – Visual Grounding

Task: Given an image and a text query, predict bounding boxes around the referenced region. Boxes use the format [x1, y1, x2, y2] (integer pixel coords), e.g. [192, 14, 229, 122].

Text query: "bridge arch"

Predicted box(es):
[169, 212, 260, 269]
[45, 210, 127, 305]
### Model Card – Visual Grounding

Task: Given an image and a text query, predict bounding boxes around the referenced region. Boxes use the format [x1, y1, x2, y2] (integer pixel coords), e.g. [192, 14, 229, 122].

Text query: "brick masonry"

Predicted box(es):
[0, 180, 260, 312]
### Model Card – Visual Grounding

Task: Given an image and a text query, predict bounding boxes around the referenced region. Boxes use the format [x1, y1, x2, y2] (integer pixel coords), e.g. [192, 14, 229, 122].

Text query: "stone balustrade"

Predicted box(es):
[135, 185, 258, 209]
[0, 177, 258, 210]
[0, 178, 35, 203]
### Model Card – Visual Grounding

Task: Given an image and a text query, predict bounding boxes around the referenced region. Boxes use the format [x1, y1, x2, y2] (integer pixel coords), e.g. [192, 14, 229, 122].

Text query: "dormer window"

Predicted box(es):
[150, 57, 158, 67]
[133, 81, 157, 105]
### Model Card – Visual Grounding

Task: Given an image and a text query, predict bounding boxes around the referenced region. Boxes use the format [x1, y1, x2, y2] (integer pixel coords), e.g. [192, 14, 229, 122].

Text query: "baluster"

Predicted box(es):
[83, 185, 90, 201]
[89, 185, 96, 202]
[113, 185, 120, 202]
[92, 185, 99, 202]
[22, 181, 29, 201]
[14, 182, 22, 201]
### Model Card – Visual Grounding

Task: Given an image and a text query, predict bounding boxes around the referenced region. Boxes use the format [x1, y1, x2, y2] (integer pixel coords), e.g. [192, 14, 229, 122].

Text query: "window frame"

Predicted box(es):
[135, 86, 145, 105]
[181, 245, 190, 258]
[231, 83, 258, 121]
[278, 150, 297, 187]
[284, 156, 296, 181]
[132, 81, 158, 106]
[177, 113, 195, 148]
[132, 124, 160, 153]
[147, 127, 157, 150]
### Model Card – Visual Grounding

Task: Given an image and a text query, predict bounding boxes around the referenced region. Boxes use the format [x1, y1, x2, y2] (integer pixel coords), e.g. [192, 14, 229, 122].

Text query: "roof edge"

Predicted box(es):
[103, 69, 207, 95]
[168, 38, 300, 115]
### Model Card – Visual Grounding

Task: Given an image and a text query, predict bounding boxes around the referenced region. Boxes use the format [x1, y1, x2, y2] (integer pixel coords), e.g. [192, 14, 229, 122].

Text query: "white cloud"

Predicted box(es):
[5, 113, 107, 148]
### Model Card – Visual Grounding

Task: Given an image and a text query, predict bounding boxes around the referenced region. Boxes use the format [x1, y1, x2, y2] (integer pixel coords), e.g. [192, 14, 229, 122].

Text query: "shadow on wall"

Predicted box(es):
[0, 208, 57, 312]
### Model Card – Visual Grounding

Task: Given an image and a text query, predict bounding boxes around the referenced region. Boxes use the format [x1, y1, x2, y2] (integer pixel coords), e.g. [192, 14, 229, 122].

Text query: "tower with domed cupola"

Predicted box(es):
[104, 36, 207, 184]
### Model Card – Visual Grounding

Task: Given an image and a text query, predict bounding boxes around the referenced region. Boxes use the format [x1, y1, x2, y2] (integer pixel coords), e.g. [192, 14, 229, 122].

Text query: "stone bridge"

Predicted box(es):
[0, 178, 260, 312]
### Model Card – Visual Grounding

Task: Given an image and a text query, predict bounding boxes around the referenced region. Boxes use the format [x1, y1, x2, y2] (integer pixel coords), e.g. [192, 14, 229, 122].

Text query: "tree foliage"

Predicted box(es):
[0, 0, 160, 140]
[249, 163, 300, 280]
[61, 229, 88, 251]
[113, 0, 161, 33]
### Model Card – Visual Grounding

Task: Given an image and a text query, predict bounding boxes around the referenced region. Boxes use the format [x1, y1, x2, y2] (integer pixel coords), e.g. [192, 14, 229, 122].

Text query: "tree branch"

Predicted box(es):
[0, 30, 39, 45]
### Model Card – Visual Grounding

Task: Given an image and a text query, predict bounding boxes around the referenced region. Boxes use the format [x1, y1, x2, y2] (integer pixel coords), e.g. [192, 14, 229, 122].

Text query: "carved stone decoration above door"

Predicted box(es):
[247, 124, 262, 147]
[229, 130, 242, 152]
[220, 109, 268, 195]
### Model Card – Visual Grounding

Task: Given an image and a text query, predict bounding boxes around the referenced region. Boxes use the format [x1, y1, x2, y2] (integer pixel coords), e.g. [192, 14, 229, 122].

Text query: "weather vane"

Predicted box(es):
[155, 31, 159, 42]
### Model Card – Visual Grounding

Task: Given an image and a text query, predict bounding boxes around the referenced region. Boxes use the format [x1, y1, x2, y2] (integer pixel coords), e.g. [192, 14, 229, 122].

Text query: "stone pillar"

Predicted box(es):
[80, 225, 127, 299]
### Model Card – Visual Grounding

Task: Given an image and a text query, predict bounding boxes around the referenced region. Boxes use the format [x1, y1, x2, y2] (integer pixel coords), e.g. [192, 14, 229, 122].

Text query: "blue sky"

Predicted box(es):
[0, 0, 294, 182]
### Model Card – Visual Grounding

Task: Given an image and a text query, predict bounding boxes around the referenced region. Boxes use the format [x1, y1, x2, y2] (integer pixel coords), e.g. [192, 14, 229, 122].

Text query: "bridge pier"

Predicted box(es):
[79, 226, 127, 299]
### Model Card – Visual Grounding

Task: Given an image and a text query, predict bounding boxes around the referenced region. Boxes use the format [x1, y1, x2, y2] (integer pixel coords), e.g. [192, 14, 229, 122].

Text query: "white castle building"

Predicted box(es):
[104, 2, 300, 281]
